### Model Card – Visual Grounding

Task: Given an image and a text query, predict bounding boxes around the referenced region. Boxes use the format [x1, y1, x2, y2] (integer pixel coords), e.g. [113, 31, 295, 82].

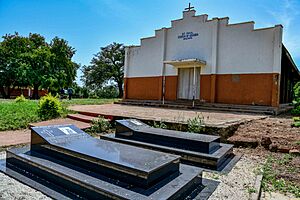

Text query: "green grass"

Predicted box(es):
[0, 98, 119, 131]
[60, 98, 119, 107]
[0, 100, 40, 131]
[261, 155, 300, 198]
[247, 187, 257, 194]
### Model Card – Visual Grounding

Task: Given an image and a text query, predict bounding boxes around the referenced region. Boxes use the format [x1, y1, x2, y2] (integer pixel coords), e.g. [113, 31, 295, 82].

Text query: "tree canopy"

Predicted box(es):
[82, 43, 124, 98]
[0, 32, 78, 99]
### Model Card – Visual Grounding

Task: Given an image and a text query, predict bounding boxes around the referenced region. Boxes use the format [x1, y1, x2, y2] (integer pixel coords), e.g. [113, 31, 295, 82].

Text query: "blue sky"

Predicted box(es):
[1, 0, 299, 85]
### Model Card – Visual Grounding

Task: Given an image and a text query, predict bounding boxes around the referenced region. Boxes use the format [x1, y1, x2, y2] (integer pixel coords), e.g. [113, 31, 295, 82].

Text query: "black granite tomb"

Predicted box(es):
[0, 124, 218, 199]
[101, 119, 237, 171]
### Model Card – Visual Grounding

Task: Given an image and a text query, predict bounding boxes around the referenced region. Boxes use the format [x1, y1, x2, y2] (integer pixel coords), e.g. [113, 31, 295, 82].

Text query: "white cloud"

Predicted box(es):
[268, 0, 300, 59]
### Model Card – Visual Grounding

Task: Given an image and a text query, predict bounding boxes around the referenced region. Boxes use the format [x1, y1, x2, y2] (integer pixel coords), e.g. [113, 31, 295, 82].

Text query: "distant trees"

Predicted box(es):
[0, 32, 78, 99]
[0, 33, 29, 98]
[82, 43, 124, 98]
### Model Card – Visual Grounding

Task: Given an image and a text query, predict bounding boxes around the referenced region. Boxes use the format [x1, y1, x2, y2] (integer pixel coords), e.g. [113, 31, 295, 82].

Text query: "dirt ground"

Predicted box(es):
[69, 104, 265, 127]
[228, 115, 300, 152]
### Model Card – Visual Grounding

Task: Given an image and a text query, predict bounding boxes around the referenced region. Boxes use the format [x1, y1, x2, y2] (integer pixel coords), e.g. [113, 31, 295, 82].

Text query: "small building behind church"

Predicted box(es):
[123, 7, 300, 107]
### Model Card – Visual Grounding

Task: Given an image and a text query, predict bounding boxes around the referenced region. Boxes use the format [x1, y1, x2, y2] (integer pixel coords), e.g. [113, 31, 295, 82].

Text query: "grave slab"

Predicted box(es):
[116, 119, 220, 153]
[0, 124, 218, 199]
[30, 124, 180, 187]
[101, 119, 237, 171]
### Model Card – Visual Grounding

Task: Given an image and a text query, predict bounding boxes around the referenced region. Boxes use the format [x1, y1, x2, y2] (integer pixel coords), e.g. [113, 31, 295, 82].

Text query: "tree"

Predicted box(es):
[82, 43, 124, 97]
[0, 33, 31, 98]
[21, 33, 52, 99]
[49, 37, 77, 91]
[22, 46, 53, 99]
[0, 33, 78, 99]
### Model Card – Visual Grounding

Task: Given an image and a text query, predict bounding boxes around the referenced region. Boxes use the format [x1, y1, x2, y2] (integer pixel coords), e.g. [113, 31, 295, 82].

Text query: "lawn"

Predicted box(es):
[60, 98, 119, 107]
[0, 98, 118, 131]
[0, 100, 40, 131]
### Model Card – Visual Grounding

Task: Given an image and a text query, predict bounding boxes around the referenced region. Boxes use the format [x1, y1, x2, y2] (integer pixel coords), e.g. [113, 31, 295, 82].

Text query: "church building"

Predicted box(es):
[123, 6, 300, 107]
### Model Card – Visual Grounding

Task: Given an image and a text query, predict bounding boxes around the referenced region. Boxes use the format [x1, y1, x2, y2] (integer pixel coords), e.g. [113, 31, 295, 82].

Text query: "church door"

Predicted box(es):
[177, 67, 200, 100]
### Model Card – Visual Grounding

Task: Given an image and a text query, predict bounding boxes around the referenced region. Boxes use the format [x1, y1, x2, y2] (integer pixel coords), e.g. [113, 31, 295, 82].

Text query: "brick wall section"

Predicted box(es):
[164, 76, 178, 101]
[1, 87, 48, 98]
[125, 77, 162, 100]
[124, 73, 279, 106]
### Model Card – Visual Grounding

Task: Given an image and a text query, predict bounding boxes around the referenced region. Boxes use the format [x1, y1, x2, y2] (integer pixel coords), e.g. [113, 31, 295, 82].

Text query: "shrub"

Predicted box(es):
[80, 87, 89, 98]
[291, 105, 300, 116]
[292, 82, 300, 116]
[292, 123, 300, 128]
[88, 92, 99, 99]
[293, 117, 300, 122]
[38, 93, 62, 120]
[153, 121, 167, 129]
[96, 86, 119, 98]
[187, 114, 205, 133]
[293, 82, 300, 102]
[89, 116, 111, 133]
[15, 94, 27, 103]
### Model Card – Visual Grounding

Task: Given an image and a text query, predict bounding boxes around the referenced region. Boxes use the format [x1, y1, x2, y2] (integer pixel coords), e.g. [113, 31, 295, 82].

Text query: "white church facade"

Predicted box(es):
[123, 8, 299, 107]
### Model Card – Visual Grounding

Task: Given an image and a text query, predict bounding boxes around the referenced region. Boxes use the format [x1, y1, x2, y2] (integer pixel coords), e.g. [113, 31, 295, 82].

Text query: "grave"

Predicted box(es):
[0, 124, 218, 199]
[101, 119, 238, 171]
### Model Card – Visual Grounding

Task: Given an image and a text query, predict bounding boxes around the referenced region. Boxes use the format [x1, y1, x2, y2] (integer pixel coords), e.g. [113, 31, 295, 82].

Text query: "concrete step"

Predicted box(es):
[6, 148, 137, 199]
[117, 100, 275, 115]
[119, 99, 276, 111]
[73, 111, 115, 121]
[4, 146, 206, 199]
[67, 114, 98, 123]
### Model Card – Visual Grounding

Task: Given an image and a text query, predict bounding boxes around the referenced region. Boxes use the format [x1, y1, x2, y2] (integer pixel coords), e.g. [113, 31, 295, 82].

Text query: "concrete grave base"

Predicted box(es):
[0, 124, 220, 200]
[0, 146, 218, 200]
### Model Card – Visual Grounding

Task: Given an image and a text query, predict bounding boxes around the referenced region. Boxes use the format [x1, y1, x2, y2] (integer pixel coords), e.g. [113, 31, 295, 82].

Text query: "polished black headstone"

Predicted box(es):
[116, 119, 220, 154]
[0, 124, 219, 199]
[30, 124, 180, 187]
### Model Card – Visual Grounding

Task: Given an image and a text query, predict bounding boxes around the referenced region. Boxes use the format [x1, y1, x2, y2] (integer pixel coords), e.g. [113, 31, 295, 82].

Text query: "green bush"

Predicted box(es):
[153, 121, 167, 129]
[291, 105, 300, 116]
[80, 87, 89, 98]
[15, 94, 27, 103]
[187, 114, 205, 133]
[88, 92, 99, 99]
[293, 82, 300, 102]
[292, 121, 300, 127]
[38, 94, 63, 120]
[96, 86, 119, 98]
[292, 82, 300, 116]
[89, 116, 111, 133]
[293, 117, 300, 122]
[292, 117, 300, 127]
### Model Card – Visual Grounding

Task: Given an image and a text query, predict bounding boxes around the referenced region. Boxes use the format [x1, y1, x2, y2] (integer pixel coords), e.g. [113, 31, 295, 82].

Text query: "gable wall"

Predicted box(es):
[124, 10, 283, 106]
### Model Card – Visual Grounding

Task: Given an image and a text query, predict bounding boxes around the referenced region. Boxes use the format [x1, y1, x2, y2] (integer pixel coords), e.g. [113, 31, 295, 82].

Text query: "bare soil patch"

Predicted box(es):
[228, 115, 300, 152]
[234, 148, 300, 198]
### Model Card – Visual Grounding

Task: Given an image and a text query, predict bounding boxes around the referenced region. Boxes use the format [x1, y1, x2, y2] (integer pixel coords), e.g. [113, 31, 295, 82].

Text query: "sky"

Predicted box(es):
[0, 0, 299, 86]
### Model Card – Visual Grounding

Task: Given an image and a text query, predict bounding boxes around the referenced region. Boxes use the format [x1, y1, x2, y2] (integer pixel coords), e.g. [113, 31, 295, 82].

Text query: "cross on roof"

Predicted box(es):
[185, 3, 194, 11]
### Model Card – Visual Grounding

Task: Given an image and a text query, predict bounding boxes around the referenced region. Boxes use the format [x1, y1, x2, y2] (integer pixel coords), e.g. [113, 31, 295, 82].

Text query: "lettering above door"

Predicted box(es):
[178, 32, 199, 40]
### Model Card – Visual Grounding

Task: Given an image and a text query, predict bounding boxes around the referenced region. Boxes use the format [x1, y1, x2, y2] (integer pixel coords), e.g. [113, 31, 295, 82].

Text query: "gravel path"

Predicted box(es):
[205, 149, 264, 200]
[0, 152, 50, 200]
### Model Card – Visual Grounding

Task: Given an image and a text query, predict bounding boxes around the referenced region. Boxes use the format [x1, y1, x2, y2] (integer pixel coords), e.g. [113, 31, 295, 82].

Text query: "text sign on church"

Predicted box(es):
[178, 32, 199, 40]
